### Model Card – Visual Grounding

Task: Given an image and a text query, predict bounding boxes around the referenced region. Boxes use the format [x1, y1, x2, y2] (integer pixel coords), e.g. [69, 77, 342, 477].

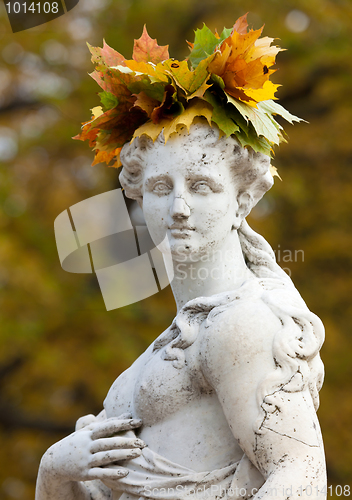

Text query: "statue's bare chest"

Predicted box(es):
[132, 341, 212, 425]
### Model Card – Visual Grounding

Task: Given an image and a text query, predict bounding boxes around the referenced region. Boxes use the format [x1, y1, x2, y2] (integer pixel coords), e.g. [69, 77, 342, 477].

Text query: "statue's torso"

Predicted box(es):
[103, 281, 278, 471]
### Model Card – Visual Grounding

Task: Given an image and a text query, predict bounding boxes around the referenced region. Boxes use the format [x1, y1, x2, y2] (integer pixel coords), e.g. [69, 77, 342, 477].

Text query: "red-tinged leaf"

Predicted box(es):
[88, 97, 141, 133]
[132, 25, 169, 64]
[88, 40, 126, 67]
[233, 13, 249, 35]
[102, 107, 148, 146]
[73, 122, 98, 147]
[89, 67, 137, 97]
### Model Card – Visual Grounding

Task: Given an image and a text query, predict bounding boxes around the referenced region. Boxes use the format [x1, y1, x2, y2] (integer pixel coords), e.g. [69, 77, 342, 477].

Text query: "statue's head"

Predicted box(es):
[120, 121, 273, 261]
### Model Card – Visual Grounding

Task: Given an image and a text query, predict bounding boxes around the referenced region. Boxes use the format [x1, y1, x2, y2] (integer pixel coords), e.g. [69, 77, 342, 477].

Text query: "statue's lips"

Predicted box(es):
[169, 225, 195, 239]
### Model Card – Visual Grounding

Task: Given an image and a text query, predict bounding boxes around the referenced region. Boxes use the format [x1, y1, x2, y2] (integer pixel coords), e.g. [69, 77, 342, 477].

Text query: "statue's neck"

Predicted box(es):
[170, 230, 254, 312]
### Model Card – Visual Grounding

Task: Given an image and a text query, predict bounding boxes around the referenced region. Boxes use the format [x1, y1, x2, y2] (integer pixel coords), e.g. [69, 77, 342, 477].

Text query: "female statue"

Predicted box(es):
[36, 121, 326, 500]
[36, 16, 327, 499]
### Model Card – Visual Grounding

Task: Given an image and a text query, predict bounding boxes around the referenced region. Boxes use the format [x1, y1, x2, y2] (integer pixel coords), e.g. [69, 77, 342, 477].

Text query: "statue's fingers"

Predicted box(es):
[90, 437, 145, 453]
[91, 418, 142, 439]
[89, 449, 142, 467]
[116, 412, 133, 420]
[75, 414, 97, 431]
[88, 467, 129, 480]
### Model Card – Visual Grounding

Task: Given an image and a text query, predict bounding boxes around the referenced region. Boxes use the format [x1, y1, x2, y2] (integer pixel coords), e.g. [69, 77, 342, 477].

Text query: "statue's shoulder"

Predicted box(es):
[198, 278, 304, 359]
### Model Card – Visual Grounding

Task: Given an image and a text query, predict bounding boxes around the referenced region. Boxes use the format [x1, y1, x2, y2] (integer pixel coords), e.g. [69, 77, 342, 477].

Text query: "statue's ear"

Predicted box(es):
[233, 192, 253, 228]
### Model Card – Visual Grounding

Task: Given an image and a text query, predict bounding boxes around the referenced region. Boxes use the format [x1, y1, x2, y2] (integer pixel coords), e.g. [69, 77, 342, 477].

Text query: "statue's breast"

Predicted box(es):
[133, 340, 211, 425]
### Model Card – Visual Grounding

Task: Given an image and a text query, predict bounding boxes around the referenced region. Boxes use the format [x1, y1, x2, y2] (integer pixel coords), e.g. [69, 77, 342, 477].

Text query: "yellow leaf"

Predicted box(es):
[246, 37, 283, 63]
[162, 56, 213, 97]
[240, 80, 280, 103]
[270, 164, 282, 180]
[132, 100, 213, 143]
[124, 59, 169, 82]
[91, 106, 104, 119]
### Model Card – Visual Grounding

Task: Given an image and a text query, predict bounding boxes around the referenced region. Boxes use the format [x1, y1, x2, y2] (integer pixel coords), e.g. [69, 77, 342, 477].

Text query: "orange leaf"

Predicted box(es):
[232, 13, 249, 35]
[132, 25, 169, 64]
[225, 27, 264, 62]
[73, 122, 98, 147]
[133, 91, 160, 117]
[92, 148, 118, 166]
[208, 43, 232, 75]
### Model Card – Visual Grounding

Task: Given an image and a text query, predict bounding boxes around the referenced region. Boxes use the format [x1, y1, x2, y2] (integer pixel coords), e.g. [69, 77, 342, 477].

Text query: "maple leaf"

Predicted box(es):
[150, 84, 179, 123]
[236, 126, 273, 156]
[257, 99, 305, 125]
[132, 25, 169, 64]
[73, 121, 99, 147]
[92, 148, 119, 166]
[87, 40, 126, 67]
[227, 94, 283, 145]
[133, 91, 160, 117]
[246, 36, 283, 64]
[127, 79, 167, 102]
[162, 57, 213, 98]
[86, 91, 148, 149]
[133, 99, 213, 143]
[204, 91, 239, 137]
[269, 165, 281, 179]
[99, 91, 119, 111]
[189, 24, 232, 69]
[232, 13, 249, 35]
[124, 59, 170, 83]
[239, 81, 280, 105]
[202, 16, 283, 106]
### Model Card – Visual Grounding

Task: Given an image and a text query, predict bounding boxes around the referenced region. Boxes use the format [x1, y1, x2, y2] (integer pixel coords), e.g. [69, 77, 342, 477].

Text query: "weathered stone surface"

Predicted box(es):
[36, 122, 326, 500]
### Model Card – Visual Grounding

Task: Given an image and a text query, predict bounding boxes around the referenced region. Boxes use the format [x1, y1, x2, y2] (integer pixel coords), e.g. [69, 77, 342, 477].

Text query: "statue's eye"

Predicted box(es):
[191, 182, 212, 194]
[152, 182, 172, 195]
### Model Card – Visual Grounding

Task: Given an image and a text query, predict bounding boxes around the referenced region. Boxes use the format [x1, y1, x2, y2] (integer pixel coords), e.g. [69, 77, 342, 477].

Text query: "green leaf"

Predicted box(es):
[210, 74, 225, 90]
[226, 94, 284, 145]
[204, 92, 239, 137]
[189, 25, 221, 69]
[257, 100, 305, 124]
[236, 126, 273, 156]
[189, 24, 232, 69]
[219, 27, 232, 43]
[99, 91, 119, 111]
[127, 79, 167, 102]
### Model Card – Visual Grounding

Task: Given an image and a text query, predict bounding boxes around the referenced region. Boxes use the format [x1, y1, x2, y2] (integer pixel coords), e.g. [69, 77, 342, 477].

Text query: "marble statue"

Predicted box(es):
[36, 121, 326, 500]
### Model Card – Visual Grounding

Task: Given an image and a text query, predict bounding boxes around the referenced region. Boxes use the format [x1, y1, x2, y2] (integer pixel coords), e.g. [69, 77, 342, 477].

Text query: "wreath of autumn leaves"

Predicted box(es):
[74, 14, 302, 169]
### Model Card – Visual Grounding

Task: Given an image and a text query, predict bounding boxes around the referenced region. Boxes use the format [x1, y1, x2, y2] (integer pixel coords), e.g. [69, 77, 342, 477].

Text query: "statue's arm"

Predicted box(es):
[200, 298, 326, 499]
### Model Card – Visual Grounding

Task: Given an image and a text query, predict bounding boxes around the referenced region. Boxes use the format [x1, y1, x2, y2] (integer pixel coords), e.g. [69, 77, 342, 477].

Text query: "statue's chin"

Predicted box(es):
[170, 242, 210, 264]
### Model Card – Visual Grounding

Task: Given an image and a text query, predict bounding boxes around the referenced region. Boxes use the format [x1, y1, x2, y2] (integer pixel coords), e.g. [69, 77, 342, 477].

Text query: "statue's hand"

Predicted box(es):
[41, 414, 145, 484]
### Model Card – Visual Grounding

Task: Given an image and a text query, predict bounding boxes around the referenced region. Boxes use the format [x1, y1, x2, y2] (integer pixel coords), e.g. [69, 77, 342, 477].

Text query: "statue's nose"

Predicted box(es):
[170, 196, 190, 218]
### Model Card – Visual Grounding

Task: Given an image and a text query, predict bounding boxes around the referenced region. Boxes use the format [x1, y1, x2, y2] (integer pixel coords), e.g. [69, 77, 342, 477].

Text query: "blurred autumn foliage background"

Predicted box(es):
[0, 0, 351, 497]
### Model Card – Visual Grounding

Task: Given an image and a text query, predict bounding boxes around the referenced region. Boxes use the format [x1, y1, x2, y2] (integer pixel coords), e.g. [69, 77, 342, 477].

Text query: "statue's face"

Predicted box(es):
[140, 137, 242, 262]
